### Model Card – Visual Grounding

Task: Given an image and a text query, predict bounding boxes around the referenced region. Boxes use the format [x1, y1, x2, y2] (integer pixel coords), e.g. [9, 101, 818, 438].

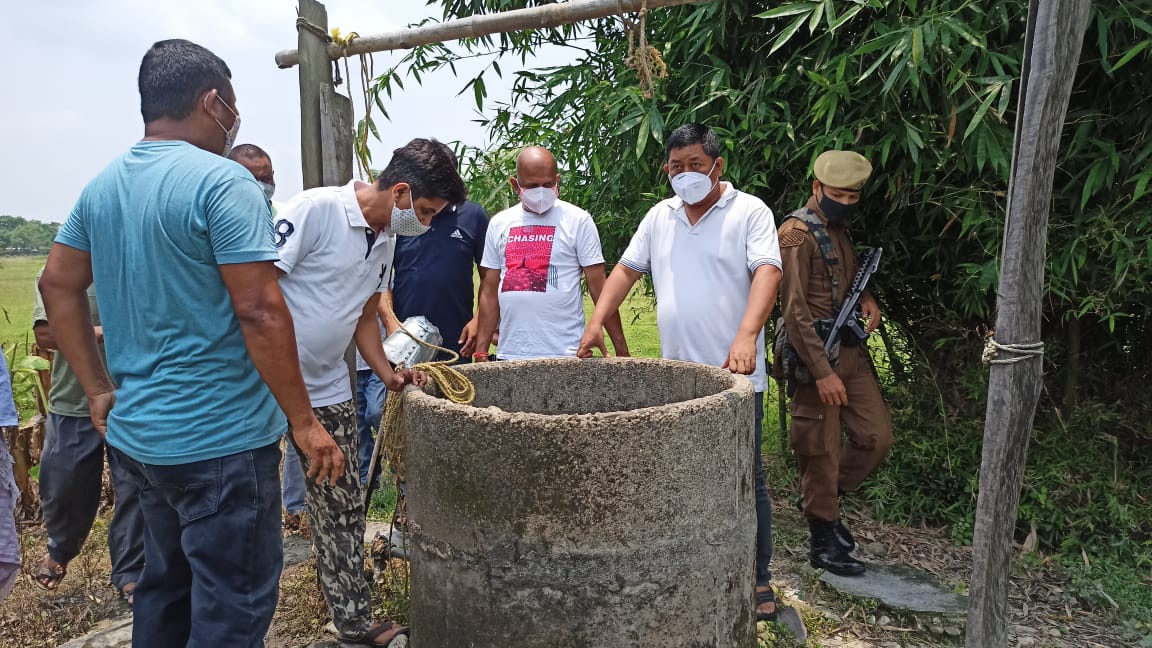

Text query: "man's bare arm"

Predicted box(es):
[221, 261, 344, 484]
[39, 245, 115, 430]
[724, 264, 782, 375]
[578, 264, 642, 358]
[472, 269, 501, 359]
[583, 264, 629, 357]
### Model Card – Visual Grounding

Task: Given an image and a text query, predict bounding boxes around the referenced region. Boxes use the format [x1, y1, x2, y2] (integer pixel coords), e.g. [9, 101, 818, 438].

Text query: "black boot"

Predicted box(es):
[795, 497, 856, 552]
[809, 519, 866, 576]
[834, 519, 857, 553]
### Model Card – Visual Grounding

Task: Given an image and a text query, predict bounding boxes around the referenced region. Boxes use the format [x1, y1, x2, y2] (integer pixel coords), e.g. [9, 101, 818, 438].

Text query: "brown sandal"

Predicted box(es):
[340, 621, 410, 646]
[34, 556, 67, 591]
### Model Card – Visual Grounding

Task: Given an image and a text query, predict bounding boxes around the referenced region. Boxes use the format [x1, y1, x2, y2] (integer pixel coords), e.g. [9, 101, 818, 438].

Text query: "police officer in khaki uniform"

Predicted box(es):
[777, 150, 893, 576]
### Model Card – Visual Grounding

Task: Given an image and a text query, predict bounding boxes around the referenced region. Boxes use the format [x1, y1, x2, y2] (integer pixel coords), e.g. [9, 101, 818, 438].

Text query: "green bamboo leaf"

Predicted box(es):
[808, 1, 826, 34]
[829, 4, 865, 30]
[912, 27, 923, 68]
[963, 84, 1000, 141]
[1081, 163, 1105, 210]
[636, 111, 650, 159]
[755, 3, 816, 20]
[1111, 40, 1151, 72]
[976, 128, 988, 171]
[882, 58, 909, 94]
[1130, 171, 1152, 202]
[473, 75, 486, 111]
[853, 30, 903, 56]
[943, 18, 986, 48]
[770, 14, 810, 54]
[823, 0, 837, 28]
[997, 79, 1013, 117]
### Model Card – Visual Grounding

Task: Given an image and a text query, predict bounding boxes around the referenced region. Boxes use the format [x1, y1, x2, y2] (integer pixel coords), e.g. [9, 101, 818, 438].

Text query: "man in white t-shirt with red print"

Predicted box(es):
[579, 123, 783, 623]
[474, 146, 627, 361]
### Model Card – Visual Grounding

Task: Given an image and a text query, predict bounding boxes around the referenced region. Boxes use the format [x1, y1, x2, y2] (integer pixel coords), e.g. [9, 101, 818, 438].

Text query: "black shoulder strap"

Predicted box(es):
[783, 208, 841, 311]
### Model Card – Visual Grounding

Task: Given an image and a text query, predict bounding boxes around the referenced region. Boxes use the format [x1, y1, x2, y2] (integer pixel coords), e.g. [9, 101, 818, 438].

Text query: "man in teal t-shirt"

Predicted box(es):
[38, 39, 345, 647]
[32, 272, 144, 603]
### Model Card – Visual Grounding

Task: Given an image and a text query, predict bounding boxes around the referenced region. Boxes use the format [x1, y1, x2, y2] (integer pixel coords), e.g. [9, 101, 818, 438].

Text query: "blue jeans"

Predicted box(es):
[282, 436, 307, 515]
[41, 413, 144, 590]
[754, 391, 773, 586]
[112, 443, 283, 647]
[355, 369, 386, 484]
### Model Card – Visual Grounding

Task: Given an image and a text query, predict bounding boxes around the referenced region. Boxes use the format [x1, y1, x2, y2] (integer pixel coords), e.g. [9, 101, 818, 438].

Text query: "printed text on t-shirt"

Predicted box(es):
[502, 225, 557, 293]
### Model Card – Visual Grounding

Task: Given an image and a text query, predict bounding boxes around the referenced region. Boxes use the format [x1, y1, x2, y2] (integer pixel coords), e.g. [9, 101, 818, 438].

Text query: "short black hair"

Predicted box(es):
[139, 39, 232, 123]
[228, 144, 270, 162]
[377, 138, 467, 203]
[665, 123, 721, 160]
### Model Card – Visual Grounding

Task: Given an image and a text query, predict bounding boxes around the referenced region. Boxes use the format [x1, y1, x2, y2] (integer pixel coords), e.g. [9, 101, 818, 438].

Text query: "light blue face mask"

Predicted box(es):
[258, 181, 276, 201]
[208, 94, 241, 157]
[391, 204, 430, 237]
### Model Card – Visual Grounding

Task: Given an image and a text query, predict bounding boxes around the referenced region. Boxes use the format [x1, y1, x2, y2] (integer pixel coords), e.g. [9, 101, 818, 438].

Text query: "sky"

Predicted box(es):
[0, 0, 569, 223]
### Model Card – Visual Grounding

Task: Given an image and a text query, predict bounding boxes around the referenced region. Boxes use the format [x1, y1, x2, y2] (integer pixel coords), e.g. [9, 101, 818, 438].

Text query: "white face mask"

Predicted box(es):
[520, 185, 558, 215]
[258, 181, 276, 201]
[391, 204, 430, 237]
[669, 159, 718, 205]
[207, 94, 241, 157]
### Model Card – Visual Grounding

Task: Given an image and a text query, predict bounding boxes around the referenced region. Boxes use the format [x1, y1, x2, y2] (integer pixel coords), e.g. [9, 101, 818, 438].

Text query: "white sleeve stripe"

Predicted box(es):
[749, 258, 782, 272]
[619, 259, 650, 274]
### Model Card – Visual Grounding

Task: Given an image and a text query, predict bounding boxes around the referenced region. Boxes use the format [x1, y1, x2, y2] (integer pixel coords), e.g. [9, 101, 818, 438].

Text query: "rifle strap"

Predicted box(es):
[784, 208, 841, 312]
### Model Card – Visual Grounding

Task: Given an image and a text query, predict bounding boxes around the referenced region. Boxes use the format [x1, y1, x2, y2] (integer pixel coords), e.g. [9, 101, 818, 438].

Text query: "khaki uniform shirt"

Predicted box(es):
[777, 196, 862, 380]
[32, 268, 105, 418]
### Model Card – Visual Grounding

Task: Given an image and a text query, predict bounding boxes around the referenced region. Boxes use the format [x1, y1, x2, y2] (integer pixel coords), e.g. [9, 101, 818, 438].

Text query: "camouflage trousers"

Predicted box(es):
[290, 400, 371, 639]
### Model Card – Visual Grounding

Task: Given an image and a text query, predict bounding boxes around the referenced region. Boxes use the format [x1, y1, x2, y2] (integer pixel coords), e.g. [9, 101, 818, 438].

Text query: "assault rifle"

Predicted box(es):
[823, 247, 883, 356]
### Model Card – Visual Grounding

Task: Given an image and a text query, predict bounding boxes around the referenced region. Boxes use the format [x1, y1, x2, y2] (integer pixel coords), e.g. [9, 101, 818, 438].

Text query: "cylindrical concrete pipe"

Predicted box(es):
[402, 357, 757, 647]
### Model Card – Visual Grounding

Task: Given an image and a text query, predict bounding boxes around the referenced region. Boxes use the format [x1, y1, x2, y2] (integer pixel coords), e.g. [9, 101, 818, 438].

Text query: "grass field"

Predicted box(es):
[0, 258, 783, 435]
[0, 256, 46, 349]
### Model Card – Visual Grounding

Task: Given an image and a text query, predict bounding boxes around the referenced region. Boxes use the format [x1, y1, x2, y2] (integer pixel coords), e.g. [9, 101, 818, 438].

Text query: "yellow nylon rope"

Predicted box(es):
[379, 318, 476, 481]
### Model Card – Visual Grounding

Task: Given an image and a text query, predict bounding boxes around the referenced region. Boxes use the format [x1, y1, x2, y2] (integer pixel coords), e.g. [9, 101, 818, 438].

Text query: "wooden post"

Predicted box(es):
[319, 86, 354, 186]
[298, 0, 332, 191]
[965, 0, 1091, 646]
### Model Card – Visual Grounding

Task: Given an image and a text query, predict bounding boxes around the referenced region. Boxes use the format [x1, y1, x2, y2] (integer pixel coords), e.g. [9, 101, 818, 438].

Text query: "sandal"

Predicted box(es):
[756, 585, 778, 622]
[34, 556, 67, 591]
[340, 621, 410, 647]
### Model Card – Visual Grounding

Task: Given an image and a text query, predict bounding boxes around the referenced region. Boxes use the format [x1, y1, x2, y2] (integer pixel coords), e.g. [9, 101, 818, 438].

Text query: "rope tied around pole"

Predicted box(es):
[981, 337, 1045, 365]
[379, 319, 476, 482]
[621, 0, 667, 98]
[296, 16, 332, 42]
[328, 26, 377, 182]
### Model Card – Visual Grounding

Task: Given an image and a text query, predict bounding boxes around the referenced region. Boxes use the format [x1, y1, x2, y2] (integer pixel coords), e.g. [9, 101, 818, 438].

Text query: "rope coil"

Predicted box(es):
[981, 337, 1045, 365]
[621, 0, 667, 98]
[379, 320, 476, 481]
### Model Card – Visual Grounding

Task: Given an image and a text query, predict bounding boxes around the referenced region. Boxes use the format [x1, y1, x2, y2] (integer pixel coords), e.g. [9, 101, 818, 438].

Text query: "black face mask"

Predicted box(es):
[818, 187, 857, 226]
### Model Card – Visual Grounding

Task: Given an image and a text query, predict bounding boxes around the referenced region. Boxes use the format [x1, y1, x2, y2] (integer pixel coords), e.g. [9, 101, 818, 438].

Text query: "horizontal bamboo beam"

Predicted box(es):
[276, 0, 715, 68]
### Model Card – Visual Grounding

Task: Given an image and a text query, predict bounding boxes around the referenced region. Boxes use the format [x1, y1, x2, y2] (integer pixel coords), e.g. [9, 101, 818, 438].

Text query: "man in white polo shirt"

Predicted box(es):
[578, 123, 782, 622]
[473, 146, 627, 361]
[275, 138, 466, 647]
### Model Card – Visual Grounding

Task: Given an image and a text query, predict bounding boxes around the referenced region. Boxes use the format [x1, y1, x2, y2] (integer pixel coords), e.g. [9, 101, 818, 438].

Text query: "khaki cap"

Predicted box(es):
[813, 150, 872, 191]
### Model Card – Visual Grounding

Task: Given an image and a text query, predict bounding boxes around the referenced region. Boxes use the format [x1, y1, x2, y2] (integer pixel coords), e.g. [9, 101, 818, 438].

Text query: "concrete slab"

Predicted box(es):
[819, 564, 967, 615]
[56, 614, 132, 648]
[777, 606, 809, 643]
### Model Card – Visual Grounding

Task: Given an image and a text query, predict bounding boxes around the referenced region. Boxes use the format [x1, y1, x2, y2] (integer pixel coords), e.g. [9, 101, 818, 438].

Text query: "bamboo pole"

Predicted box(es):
[964, 0, 1091, 645]
[276, 0, 714, 68]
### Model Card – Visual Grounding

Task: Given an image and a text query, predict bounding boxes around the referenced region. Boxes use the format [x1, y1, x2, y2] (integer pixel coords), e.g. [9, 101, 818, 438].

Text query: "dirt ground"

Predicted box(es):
[0, 498, 1140, 648]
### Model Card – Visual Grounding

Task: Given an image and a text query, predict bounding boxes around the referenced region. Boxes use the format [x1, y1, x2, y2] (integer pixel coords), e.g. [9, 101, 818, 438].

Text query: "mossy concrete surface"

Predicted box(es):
[405, 358, 759, 648]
